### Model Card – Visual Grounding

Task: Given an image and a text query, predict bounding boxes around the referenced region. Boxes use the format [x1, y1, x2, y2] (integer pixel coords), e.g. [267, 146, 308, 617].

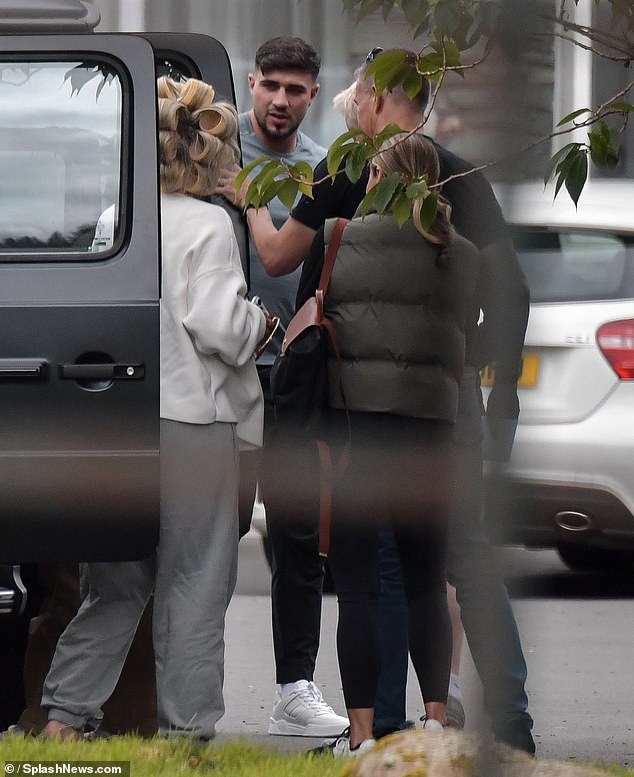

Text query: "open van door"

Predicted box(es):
[0, 8, 247, 567]
[0, 31, 160, 563]
[142, 32, 250, 284]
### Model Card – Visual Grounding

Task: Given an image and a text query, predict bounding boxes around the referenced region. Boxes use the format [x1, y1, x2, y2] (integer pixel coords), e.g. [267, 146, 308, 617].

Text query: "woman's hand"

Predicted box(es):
[215, 162, 250, 210]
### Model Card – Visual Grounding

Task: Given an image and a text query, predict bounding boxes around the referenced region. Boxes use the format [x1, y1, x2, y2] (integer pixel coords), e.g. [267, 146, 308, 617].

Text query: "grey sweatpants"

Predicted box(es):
[41, 420, 240, 740]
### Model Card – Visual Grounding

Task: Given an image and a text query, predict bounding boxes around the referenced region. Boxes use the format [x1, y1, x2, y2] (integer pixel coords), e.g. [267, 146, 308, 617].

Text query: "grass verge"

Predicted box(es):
[0, 735, 343, 777]
[1, 734, 633, 776]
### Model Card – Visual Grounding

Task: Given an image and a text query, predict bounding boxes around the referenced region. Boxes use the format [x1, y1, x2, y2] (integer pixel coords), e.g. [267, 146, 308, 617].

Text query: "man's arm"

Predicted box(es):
[478, 236, 530, 387]
[246, 208, 316, 276]
[215, 162, 317, 277]
[479, 235, 530, 461]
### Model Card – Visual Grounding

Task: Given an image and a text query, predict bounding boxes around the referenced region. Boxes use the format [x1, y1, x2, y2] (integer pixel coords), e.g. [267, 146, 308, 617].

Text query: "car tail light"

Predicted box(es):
[597, 319, 634, 379]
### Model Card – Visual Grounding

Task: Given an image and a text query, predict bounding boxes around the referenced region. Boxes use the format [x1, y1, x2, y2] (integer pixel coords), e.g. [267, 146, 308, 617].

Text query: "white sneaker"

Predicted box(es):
[268, 680, 349, 737]
[312, 727, 376, 758]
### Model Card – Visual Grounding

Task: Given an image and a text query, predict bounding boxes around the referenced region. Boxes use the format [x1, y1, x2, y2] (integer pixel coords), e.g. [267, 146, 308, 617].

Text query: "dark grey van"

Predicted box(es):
[0, 0, 248, 611]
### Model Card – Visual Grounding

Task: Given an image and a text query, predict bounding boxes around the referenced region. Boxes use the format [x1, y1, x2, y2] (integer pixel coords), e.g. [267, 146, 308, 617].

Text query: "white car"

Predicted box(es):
[485, 180, 634, 571]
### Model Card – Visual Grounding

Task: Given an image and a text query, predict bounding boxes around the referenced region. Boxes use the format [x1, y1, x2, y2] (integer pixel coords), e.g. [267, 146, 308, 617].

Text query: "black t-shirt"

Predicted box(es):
[292, 140, 528, 376]
[291, 140, 508, 250]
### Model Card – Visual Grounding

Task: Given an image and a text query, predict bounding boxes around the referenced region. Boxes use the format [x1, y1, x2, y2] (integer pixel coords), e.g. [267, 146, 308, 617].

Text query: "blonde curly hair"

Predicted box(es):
[157, 76, 239, 197]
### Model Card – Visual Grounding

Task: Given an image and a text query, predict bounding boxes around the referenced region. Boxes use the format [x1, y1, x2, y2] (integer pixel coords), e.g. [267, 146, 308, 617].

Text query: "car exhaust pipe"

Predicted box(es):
[0, 565, 27, 616]
[554, 510, 594, 533]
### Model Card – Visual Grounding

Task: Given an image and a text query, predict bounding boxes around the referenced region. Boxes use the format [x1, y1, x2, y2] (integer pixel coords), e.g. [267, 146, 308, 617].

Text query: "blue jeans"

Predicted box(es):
[373, 369, 533, 737]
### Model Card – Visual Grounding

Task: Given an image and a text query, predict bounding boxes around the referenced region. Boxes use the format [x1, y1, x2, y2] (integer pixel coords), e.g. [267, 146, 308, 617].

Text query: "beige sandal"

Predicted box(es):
[42, 720, 83, 741]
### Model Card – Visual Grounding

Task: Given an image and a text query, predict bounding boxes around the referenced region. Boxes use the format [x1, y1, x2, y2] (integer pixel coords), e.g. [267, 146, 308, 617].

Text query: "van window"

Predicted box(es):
[0, 59, 123, 260]
[513, 228, 634, 302]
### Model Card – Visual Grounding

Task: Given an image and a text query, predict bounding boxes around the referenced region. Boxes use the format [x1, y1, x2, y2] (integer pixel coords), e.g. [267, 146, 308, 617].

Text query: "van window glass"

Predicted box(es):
[513, 228, 633, 302]
[0, 60, 122, 260]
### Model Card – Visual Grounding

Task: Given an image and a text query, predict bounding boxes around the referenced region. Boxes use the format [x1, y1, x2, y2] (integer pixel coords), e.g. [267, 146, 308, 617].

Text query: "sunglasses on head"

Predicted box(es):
[366, 47, 384, 62]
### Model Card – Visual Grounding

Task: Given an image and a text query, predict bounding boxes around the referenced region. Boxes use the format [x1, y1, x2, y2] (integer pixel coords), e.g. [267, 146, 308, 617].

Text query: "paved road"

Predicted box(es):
[219, 533, 634, 768]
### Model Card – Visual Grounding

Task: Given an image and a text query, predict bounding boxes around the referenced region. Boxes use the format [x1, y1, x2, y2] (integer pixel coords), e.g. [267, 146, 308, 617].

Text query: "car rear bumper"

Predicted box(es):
[485, 383, 634, 551]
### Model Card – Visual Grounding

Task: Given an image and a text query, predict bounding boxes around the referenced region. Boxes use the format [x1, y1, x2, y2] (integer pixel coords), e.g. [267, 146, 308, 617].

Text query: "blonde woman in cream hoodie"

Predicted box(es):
[42, 77, 271, 742]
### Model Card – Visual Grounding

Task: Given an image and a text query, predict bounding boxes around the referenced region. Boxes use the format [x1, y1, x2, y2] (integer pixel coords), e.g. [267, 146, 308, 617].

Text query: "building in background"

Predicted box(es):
[95, 0, 631, 183]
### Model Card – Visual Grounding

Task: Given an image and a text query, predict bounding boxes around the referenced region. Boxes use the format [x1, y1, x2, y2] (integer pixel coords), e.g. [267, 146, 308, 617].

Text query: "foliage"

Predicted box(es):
[239, 0, 633, 218]
[64, 63, 116, 100]
[0, 734, 345, 777]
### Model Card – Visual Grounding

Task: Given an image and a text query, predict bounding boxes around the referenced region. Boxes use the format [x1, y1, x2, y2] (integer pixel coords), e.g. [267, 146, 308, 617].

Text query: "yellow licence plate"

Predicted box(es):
[480, 352, 539, 388]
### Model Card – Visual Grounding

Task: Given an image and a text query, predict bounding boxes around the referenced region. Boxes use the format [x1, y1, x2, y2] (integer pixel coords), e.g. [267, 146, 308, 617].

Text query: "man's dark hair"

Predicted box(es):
[255, 36, 321, 81]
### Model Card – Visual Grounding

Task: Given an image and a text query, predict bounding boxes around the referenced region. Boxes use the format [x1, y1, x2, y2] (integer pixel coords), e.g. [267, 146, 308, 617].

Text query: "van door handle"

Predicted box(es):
[60, 363, 145, 380]
[0, 359, 48, 379]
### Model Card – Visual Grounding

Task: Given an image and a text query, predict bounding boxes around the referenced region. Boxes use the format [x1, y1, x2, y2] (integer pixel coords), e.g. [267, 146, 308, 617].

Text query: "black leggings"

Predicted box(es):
[327, 414, 453, 710]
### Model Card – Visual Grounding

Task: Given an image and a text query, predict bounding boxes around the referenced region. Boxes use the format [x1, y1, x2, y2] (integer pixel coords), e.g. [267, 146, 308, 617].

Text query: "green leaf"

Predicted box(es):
[326, 129, 366, 177]
[384, 63, 418, 93]
[259, 178, 287, 207]
[327, 141, 356, 177]
[406, 178, 429, 200]
[277, 179, 300, 211]
[372, 171, 403, 214]
[556, 108, 591, 127]
[244, 179, 261, 209]
[554, 171, 566, 200]
[564, 151, 588, 207]
[606, 101, 633, 114]
[366, 50, 408, 94]
[254, 159, 285, 193]
[381, 0, 395, 20]
[417, 51, 445, 80]
[401, 0, 429, 29]
[543, 142, 579, 186]
[235, 155, 271, 191]
[345, 143, 370, 183]
[433, 2, 461, 35]
[356, 0, 383, 21]
[453, 10, 477, 50]
[465, 25, 482, 50]
[589, 122, 620, 169]
[392, 193, 412, 226]
[290, 160, 314, 182]
[402, 69, 424, 100]
[359, 184, 379, 218]
[431, 40, 462, 68]
[374, 123, 404, 148]
[419, 190, 438, 231]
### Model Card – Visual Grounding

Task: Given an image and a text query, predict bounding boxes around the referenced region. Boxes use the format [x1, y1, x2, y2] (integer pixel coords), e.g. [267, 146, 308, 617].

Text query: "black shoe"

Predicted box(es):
[309, 726, 376, 758]
[495, 720, 535, 756]
[373, 719, 415, 740]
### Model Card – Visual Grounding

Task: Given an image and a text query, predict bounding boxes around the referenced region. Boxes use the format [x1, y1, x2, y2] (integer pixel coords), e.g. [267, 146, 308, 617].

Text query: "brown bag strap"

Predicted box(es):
[318, 217, 348, 295]
[314, 218, 351, 558]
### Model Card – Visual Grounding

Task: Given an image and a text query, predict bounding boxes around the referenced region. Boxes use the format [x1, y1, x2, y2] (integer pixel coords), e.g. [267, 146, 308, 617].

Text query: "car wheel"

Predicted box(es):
[557, 543, 634, 573]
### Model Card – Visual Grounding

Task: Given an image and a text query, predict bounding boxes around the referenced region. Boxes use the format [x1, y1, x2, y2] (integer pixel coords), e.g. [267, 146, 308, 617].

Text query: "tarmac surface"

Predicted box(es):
[218, 531, 634, 768]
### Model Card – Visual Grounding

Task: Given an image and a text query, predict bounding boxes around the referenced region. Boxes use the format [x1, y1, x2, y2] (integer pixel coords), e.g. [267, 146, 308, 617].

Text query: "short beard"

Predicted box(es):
[254, 110, 301, 141]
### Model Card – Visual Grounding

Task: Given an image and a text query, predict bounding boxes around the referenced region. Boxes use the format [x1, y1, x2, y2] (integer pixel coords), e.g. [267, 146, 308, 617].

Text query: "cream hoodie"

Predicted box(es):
[160, 193, 265, 448]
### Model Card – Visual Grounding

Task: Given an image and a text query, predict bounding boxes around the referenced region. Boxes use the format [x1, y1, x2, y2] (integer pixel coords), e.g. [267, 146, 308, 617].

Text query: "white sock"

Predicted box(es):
[280, 681, 304, 699]
[449, 672, 462, 701]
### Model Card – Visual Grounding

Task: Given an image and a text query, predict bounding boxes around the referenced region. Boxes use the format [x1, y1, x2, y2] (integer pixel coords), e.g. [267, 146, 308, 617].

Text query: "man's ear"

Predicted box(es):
[372, 85, 384, 115]
[309, 82, 320, 102]
[247, 72, 256, 92]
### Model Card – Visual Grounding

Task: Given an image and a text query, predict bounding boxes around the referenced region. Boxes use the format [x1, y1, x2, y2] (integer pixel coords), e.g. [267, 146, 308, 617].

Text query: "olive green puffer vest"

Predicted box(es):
[324, 214, 478, 422]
